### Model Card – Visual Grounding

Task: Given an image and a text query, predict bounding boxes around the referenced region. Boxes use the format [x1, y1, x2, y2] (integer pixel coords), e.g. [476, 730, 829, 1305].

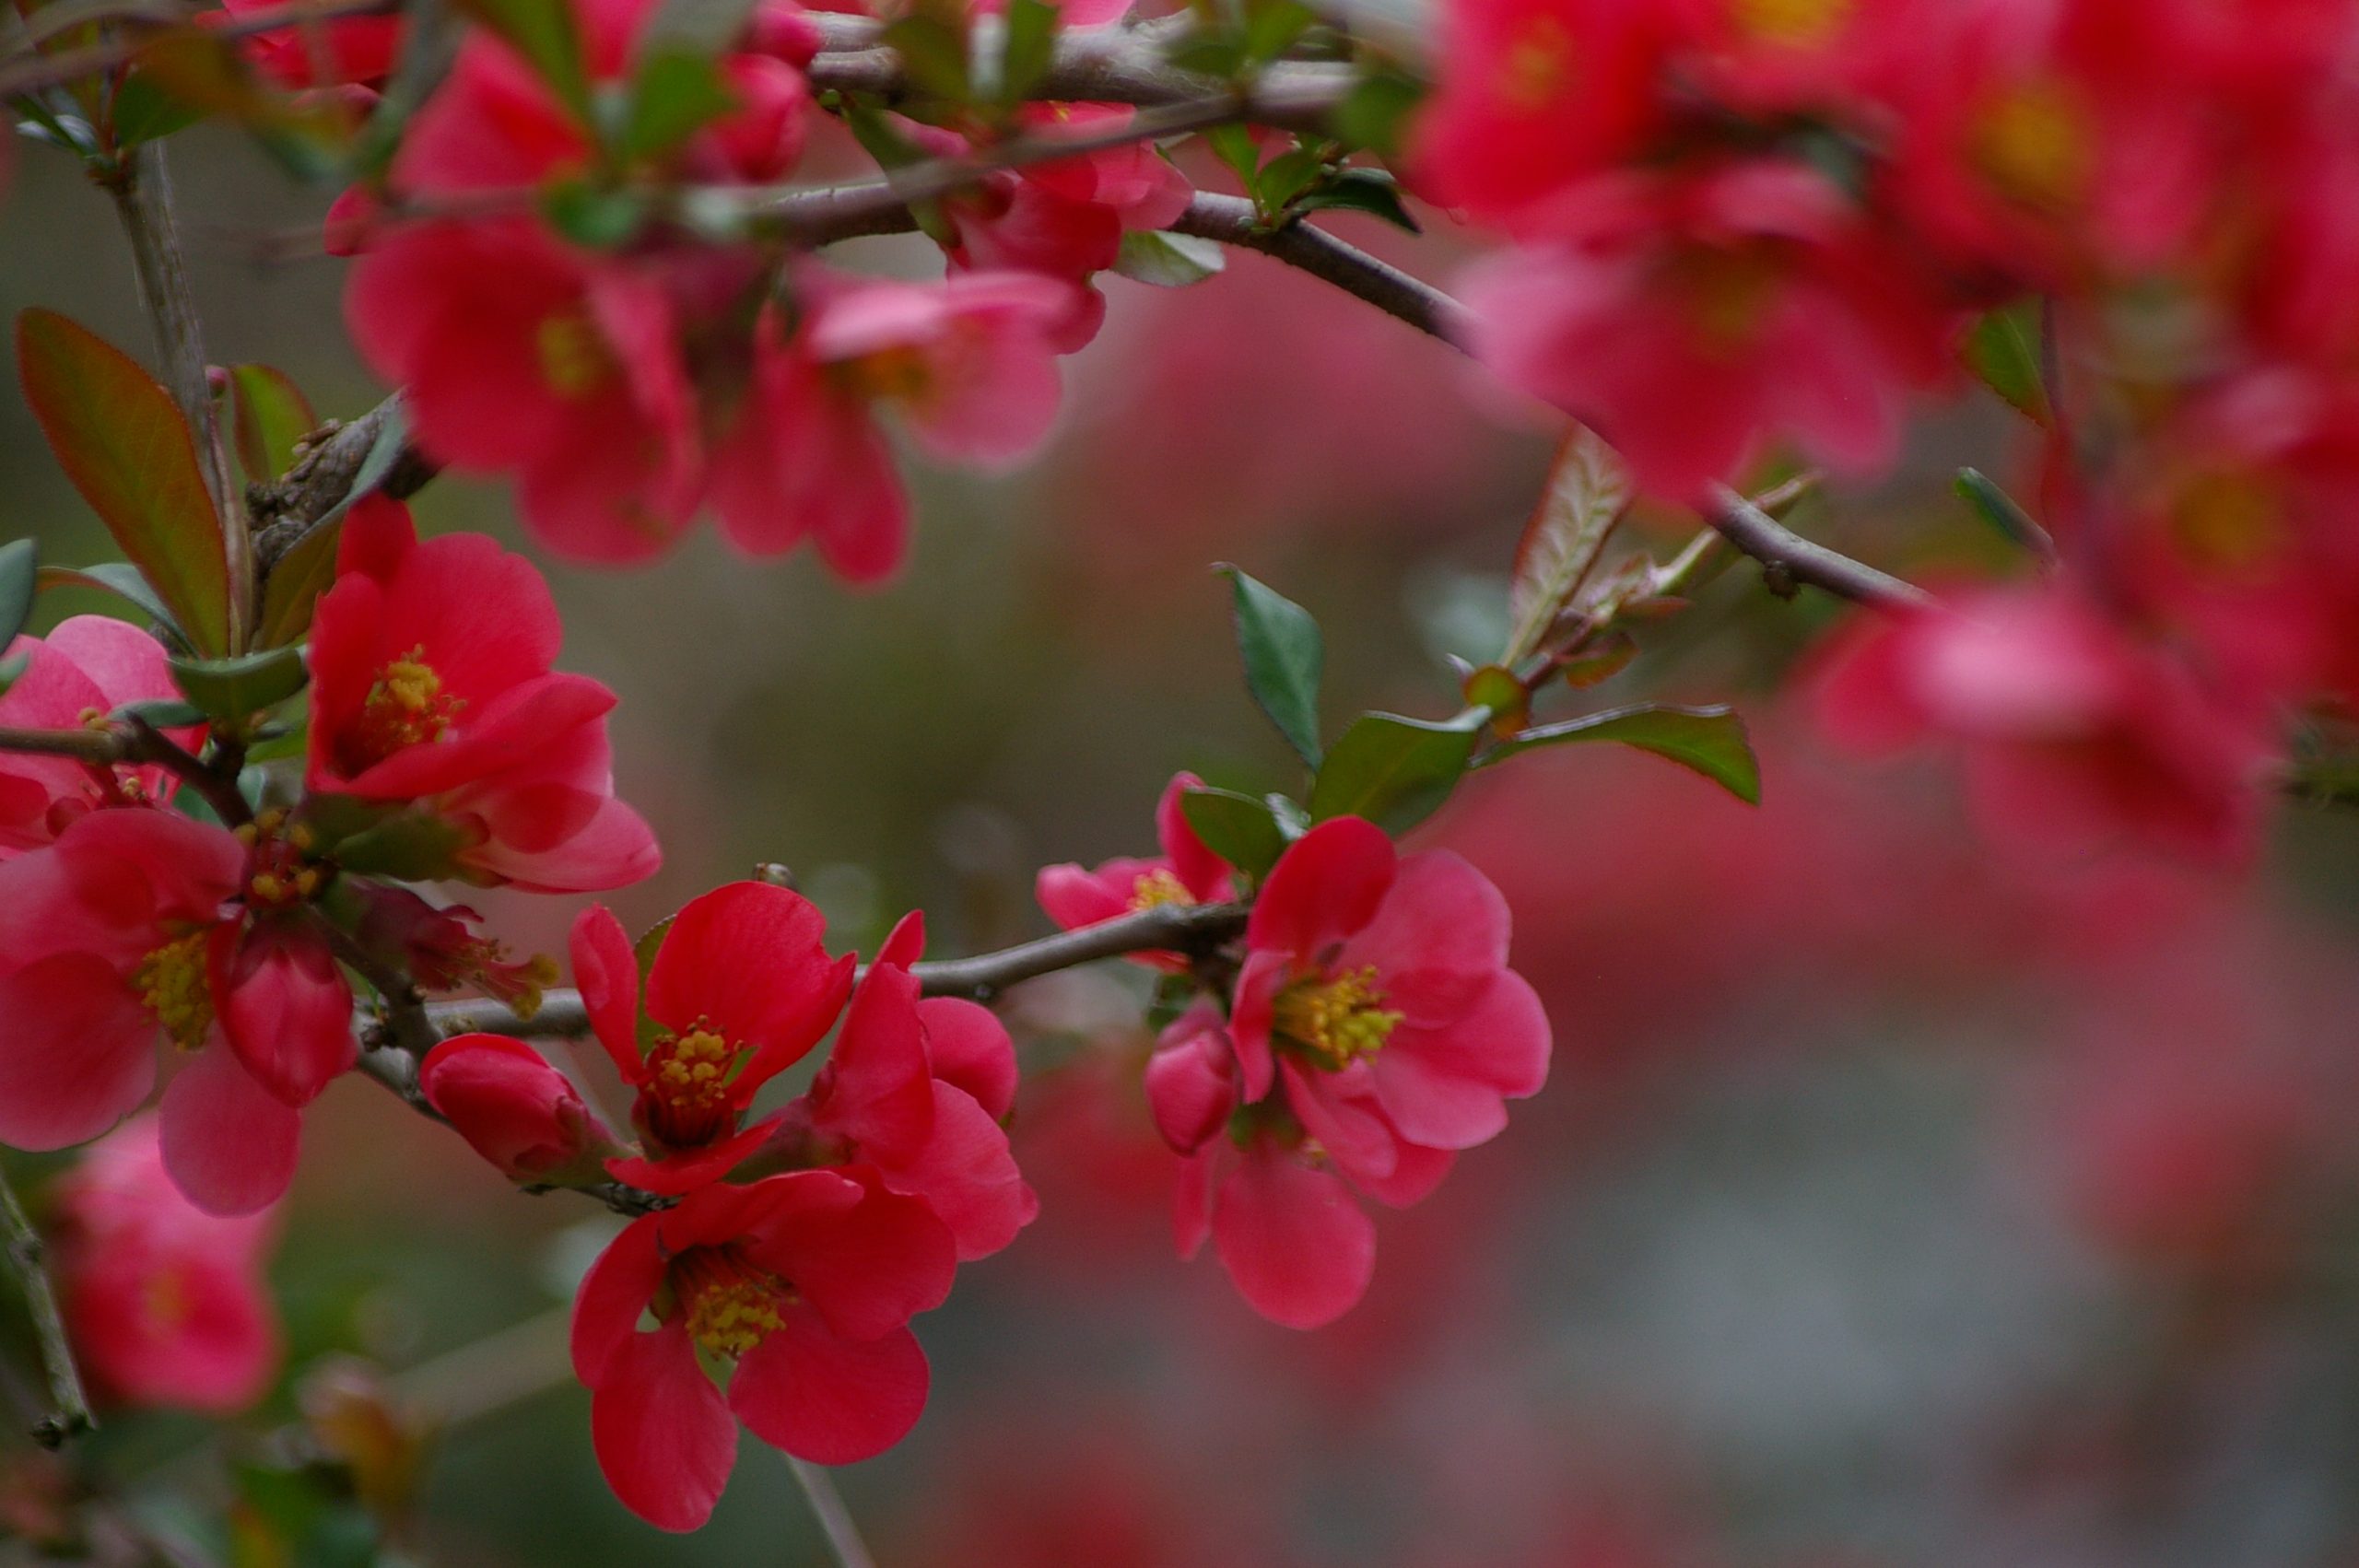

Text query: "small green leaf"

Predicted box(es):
[37, 562, 193, 651]
[1114, 229, 1226, 287]
[0, 539, 36, 650]
[109, 69, 205, 146]
[1309, 708, 1486, 834]
[1253, 146, 1328, 216]
[1485, 704, 1761, 804]
[227, 364, 318, 489]
[882, 13, 970, 104]
[1215, 565, 1324, 767]
[18, 310, 229, 656]
[113, 696, 211, 730]
[998, 0, 1058, 103]
[1962, 301, 2050, 427]
[1240, 0, 1314, 64]
[1332, 67, 1424, 156]
[542, 179, 648, 247]
[1287, 169, 1421, 232]
[1954, 467, 2053, 556]
[1203, 122, 1261, 187]
[1559, 631, 1637, 689]
[168, 646, 308, 728]
[1180, 786, 1288, 881]
[450, 0, 593, 126]
[621, 49, 739, 162]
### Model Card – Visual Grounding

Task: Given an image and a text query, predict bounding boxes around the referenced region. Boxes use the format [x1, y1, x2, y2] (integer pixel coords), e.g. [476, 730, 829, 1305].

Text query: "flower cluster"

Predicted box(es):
[335, 0, 1185, 579]
[1418, 0, 2359, 861]
[428, 882, 1033, 1529]
[1039, 788, 1551, 1328]
[0, 499, 652, 1215]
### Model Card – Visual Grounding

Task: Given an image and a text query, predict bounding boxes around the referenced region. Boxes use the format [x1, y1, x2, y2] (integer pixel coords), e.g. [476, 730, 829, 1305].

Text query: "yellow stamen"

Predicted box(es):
[133, 932, 214, 1052]
[535, 312, 612, 399]
[1127, 867, 1194, 913]
[1971, 79, 2093, 213]
[2170, 469, 2285, 576]
[353, 647, 464, 768]
[1273, 965, 1402, 1071]
[640, 1019, 745, 1147]
[1730, 0, 1854, 45]
[837, 345, 933, 404]
[674, 1247, 792, 1359]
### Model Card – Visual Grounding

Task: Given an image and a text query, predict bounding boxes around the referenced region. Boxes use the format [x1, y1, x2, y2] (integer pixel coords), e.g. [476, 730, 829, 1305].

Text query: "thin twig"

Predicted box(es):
[1171, 192, 1476, 342]
[1706, 486, 1935, 612]
[0, 1168, 94, 1448]
[412, 900, 1249, 1044]
[786, 1456, 878, 1568]
[0, 0, 397, 99]
[0, 719, 254, 825]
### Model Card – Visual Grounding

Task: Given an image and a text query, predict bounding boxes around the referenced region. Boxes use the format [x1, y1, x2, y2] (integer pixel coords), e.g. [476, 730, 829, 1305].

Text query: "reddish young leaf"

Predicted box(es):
[17, 309, 229, 656]
[1502, 426, 1631, 665]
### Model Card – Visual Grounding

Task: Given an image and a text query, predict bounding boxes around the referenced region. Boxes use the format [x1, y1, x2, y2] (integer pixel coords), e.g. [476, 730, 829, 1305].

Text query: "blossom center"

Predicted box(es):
[839, 345, 933, 404]
[1273, 965, 1402, 1070]
[241, 811, 326, 908]
[673, 1246, 792, 1359]
[1128, 867, 1194, 912]
[1970, 80, 2092, 213]
[642, 1021, 744, 1147]
[133, 931, 215, 1052]
[350, 647, 464, 771]
[1731, 0, 1853, 45]
[536, 311, 613, 399]
[1499, 17, 1577, 112]
[2170, 469, 2285, 576]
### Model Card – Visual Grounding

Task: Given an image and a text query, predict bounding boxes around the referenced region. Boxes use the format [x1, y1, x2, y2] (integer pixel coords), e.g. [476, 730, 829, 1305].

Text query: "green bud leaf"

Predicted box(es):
[1179, 785, 1288, 881]
[1962, 300, 2050, 427]
[1485, 704, 1761, 804]
[1114, 229, 1227, 287]
[1308, 708, 1486, 834]
[1215, 564, 1324, 767]
[621, 49, 739, 162]
[1287, 169, 1421, 233]
[168, 646, 308, 728]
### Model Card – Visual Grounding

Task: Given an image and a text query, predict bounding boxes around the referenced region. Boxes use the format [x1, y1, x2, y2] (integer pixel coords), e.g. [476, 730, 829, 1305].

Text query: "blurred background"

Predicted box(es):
[7, 117, 2359, 1568]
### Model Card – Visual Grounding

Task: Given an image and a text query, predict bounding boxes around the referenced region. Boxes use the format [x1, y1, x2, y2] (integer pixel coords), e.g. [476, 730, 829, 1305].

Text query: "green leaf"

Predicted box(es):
[0, 539, 35, 651]
[1203, 122, 1261, 187]
[1113, 229, 1227, 287]
[1240, 0, 1314, 64]
[1331, 67, 1424, 156]
[329, 805, 479, 881]
[109, 69, 205, 147]
[113, 696, 211, 730]
[1252, 146, 1327, 216]
[1962, 301, 2049, 427]
[227, 364, 318, 490]
[621, 49, 738, 162]
[1309, 708, 1486, 834]
[255, 518, 344, 649]
[449, 0, 593, 126]
[1216, 565, 1323, 767]
[168, 646, 308, 728]
[1179, 786, 1288, 881]
[542, 178, 649, 247]
[1286, 168, 1421, 232]
[1954, 467, 2051, 556]
[1485, 704, 1761, 804]
[37, 562, 193, 650]
[998, 0, 1058, 104]
[881, 14, 970, 104]
[17, 310, 229, 656]
[1502, 424, 1632, 664]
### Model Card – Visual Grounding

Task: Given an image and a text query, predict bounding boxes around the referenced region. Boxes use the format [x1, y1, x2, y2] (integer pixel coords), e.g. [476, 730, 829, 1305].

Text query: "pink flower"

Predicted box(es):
[1177, 817, 1551, 1328]
[344, 224, 709, 563]
[570, 1172, 956, 1529]
[215, 0, 401, 88]
[707, 269, 1078, 582]
[1035, 771, 1236, 969]
[304, 497, 660, 893]
[0, 809, 344, 1214]
[0, 615, 197, 855]
[1813, 584, 2279, 864]
[52, 1116, 282, 1413]
[769, 912, 1038, 1260]
[1460, 159, 1956, 501]
[420, 1035, 621, 1185]
[576, 883, 854, 1193]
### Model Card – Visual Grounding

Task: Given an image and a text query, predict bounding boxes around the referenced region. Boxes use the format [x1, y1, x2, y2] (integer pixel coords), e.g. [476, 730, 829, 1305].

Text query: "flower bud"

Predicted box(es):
[1144, 1006, 1237, 1156]
[419, 1036, 617, 1186]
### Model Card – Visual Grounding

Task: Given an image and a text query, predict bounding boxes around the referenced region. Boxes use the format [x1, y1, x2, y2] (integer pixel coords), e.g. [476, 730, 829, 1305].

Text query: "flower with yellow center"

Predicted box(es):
[837, 345, 935, 405]
[640, 1019, 745, 1147]
[132, 931, 215, 1052]
[1127, 867, 1194, 913]
[1273, 965, 1403, 1071]
[673, 1246, 792, 1359]
[349, 645, 465, 771]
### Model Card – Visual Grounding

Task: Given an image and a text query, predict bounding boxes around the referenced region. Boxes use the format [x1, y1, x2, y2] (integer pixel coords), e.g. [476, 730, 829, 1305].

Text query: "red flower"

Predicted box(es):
[1813, 584, 2279, 864]
[1172, 816, 1549, 1328]
[1035, 772, 1236, 968]
[1459, 159, 1956, 501]
[214, 0, 401, 88]
[52, 1115, 283, 1413]
[577, 883, 854, 1194]
[707, 269, 1078, 582]
[771, 912, 1038, 1261]
[0, 809, 344, 1214]
[305, 497, 660, 893]
[420, 1035, 622, 1185]
[569, 1172, 956, 1530]
[0, 615, 198, 855]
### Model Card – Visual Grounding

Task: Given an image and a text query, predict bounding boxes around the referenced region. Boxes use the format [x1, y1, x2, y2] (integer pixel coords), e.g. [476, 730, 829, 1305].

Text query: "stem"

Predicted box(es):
[0, 1168, 95, 1448]
[106, 143, 253, 649]
[1171, 193, 1477, 344]
[0, 0, 399, 98]
[415, 900, 1250, 1043]
[785, 1456, 877, 1568]
[0, 719, 253, 825]
[1706, 486, 1935, 612]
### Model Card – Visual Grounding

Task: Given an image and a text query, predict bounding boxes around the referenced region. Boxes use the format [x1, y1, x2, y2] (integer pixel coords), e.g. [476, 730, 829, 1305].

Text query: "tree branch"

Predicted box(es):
[411, 899, 1249, 1044]
[786, 1456, 878, 1568]
[1706, 486, 1936, 612]
[0, 1168, 94, 1448]
[0, 0, 399, 99]
[1171, 192, 1476, 342]
[0, 719, 254, 825]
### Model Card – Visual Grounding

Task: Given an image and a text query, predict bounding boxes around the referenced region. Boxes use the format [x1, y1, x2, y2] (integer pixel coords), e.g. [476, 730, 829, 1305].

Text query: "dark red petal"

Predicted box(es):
[569, 904, 643, 1082]
[570, 1216, 665, 1386]
[590, 1321, 738, 1532]
[157, 1047, 299, 1217]
[1211, 1138, 1375, 1329]
[729, 1307, 928, 1465]
[1246, 816, 1394, 961]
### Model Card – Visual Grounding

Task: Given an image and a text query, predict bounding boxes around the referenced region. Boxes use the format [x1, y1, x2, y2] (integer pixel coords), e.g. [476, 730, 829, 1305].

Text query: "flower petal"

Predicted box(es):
[729, 1307, 928, 1466]
[1211, 1137, 1375, 1329]
[158, 1047, 300, 1216]
[590, 1321, 738, 1532]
